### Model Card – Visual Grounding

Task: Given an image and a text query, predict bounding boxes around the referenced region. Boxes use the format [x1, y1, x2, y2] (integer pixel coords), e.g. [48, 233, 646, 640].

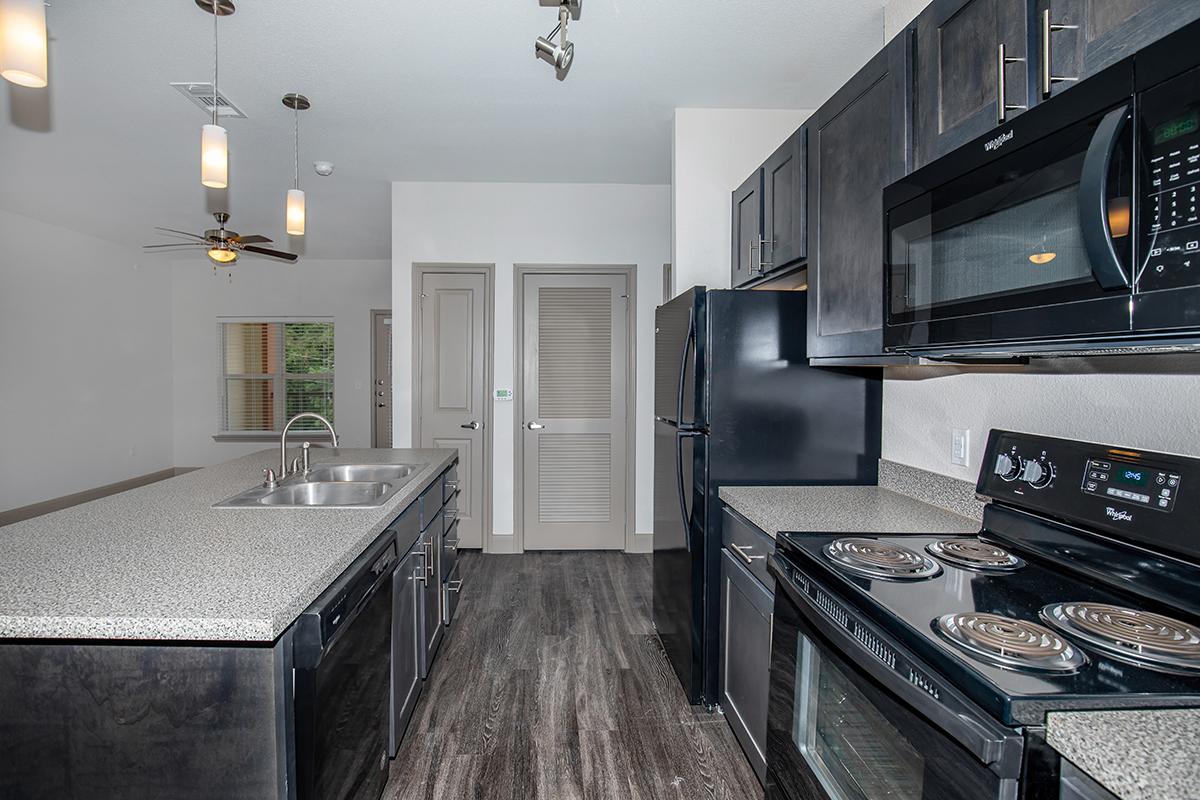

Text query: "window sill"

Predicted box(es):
[212, 432, 336, 443]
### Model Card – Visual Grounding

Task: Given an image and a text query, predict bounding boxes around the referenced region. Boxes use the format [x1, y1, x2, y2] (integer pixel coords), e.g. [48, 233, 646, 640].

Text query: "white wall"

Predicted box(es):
[391, 182, 671, 547]
[884, 0, 929, 39]
[0, 208, 174, 511]
[171, 258, 390, 467]
[671, 108, 814, 291]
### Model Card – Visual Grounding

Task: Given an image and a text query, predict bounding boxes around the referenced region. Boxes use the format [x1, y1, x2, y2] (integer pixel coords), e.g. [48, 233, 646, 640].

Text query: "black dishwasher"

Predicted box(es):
[294, 531, 397, 800]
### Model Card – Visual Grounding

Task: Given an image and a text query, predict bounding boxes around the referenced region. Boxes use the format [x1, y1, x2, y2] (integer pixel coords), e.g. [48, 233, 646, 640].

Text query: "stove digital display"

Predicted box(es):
[1115, 467, 1149, 487]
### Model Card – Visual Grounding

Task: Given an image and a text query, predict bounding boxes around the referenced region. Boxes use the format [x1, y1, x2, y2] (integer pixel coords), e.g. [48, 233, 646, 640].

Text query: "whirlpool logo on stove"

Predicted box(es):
[984, 130, 1015, 152]
[1105, 506, 1134, 523]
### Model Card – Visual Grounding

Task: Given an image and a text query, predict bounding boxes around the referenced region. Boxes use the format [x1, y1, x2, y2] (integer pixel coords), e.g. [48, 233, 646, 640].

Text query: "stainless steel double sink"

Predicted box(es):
[214, 463, 424, 508]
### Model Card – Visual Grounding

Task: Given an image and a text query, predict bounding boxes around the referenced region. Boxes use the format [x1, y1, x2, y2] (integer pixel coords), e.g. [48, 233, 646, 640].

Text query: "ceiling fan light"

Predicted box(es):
[0, 0, 48, 88]
[286, 188, 306, 236]
[207, 244, 237, 264]
[201, 123, 228, 188]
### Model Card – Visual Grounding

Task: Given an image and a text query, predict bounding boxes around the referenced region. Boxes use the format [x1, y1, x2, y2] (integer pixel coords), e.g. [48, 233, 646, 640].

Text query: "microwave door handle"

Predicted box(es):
[1078, 104, 1132, 290]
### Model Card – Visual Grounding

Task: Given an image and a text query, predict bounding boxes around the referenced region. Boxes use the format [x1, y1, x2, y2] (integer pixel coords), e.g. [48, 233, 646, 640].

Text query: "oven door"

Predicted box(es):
[764, 555, 1022, 800]
[884, 83, 1136, 355]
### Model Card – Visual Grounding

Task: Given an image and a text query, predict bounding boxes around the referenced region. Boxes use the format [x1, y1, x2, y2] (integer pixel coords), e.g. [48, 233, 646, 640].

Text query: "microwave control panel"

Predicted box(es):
[1140, 66, 1200, 291]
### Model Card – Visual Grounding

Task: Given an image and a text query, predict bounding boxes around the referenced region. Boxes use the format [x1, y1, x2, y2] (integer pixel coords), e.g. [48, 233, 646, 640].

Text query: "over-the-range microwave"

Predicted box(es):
[883, 20, 1200, 359]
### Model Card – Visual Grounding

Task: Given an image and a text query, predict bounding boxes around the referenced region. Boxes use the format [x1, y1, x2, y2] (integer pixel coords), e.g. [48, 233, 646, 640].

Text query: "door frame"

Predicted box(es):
[369, 308, 392, 449]
[411, 263, 495, 553]
[512, 264, 638, 553]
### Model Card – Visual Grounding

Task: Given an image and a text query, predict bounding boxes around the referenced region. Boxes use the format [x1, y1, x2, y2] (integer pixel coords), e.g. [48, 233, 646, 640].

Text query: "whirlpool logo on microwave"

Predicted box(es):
[984, 130, 1015, 152]
[1106, 506, 1134, 523]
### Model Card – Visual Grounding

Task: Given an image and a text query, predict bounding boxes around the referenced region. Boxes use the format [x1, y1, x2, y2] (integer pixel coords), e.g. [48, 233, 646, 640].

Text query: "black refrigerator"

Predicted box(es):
[653, 287, 881, 706]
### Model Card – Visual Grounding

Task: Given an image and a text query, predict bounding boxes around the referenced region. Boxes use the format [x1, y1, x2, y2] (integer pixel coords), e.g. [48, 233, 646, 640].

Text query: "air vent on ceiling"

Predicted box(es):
[170, 82, 247, 118]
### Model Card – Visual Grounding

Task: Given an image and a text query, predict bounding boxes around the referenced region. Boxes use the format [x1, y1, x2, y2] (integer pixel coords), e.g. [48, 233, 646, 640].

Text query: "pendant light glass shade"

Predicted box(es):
[286, 188, 306, 236]
[0, 0, 48, 88]
[201, 123, 228, 188]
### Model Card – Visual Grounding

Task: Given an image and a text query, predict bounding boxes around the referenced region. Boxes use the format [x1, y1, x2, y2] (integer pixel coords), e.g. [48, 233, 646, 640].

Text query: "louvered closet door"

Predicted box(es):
[521, 273, 628, 550]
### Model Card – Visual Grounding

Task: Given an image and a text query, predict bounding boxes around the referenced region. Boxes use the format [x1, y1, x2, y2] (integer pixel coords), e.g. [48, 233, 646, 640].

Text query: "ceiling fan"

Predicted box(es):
[143, 212, 298, 265]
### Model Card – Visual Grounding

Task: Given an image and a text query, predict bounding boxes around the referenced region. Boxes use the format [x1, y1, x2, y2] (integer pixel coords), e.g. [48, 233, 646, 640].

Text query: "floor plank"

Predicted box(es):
[384, 552, 762, 800]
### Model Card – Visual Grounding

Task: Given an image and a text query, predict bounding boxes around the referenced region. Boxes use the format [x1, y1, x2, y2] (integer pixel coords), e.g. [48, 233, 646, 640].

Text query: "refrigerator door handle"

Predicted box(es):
[676, 306, 697, 430]
[676, 427, 702, 554]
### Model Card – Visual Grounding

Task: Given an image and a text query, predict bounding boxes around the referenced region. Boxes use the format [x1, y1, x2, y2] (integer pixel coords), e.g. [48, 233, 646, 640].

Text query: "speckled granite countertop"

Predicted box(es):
[1047, 709, 1200, 800]
[718, 485, 979, 539]
[0, 448, 455, 642]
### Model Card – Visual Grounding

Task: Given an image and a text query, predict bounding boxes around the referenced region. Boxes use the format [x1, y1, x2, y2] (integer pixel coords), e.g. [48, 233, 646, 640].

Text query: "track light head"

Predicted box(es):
[535, 1, 578, 80]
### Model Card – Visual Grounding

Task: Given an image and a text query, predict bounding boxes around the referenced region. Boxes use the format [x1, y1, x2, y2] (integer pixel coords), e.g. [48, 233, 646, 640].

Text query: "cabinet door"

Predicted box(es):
[914, 0, 1029, 169]
[807, 33, 912, 360]
[763, 127, 807, 271]
[731, 170, 764, 288]
[1038, 0, 1200, 101]
[418, 528, 443, 678]
[389, 546, 423, 756]
[720, 549, 773, 784]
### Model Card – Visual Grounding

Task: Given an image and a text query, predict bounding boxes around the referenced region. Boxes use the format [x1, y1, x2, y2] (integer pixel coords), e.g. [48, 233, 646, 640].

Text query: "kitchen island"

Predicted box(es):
[0, 447, 457, 800]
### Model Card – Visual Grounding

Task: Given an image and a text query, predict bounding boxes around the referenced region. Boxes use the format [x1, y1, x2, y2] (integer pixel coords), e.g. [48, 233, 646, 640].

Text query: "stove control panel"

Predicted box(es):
[978, 430, 1200, 563]
[1081, 459, 1180, 512]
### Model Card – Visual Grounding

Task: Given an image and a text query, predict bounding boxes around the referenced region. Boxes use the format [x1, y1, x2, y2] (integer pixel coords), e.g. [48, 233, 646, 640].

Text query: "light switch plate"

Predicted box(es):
[952, 429, 970, 467]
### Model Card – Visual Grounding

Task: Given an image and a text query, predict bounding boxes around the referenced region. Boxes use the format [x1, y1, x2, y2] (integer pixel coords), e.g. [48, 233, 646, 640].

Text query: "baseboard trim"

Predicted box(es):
[627, 532, 653, 554]
[487, 535, 519, 554]
[1, 467, 186, 527]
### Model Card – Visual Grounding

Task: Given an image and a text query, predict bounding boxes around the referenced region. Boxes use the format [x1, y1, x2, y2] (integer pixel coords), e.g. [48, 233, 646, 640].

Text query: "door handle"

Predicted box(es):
[1040, 9, 1078, 99]
[1079, 104, 1133, 290]
[731, 543, 766, 565]
[460, 421, 481, 430]
[996, 43, 1027, 123]
[527, 422, 545, 430]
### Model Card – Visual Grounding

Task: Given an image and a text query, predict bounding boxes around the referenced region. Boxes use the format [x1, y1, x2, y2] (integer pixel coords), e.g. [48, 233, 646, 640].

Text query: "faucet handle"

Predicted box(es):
[262, 468, 278, 489]
[289, 457, 302, 476]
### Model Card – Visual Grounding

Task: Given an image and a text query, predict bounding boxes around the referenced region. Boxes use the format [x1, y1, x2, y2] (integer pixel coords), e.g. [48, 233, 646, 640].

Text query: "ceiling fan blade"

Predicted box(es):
[241, 244, 298, 262]
[153, 226, 207, 240]
[237, 234, 273, 244]
[142, 242, 204, 249]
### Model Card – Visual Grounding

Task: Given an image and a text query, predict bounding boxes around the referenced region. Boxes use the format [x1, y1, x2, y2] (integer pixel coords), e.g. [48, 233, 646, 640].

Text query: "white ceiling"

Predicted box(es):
[0, 0, 885, 259]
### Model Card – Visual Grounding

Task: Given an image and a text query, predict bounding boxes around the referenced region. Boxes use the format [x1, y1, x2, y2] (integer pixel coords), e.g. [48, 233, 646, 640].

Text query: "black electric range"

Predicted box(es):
[764, 430, 1200, 800]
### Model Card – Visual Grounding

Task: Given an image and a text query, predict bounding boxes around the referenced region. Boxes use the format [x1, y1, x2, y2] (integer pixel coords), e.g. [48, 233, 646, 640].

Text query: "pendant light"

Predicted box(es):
[0, 0, 48, 88]
[282, 93, 310, 236]
[198, 0, 234, 189]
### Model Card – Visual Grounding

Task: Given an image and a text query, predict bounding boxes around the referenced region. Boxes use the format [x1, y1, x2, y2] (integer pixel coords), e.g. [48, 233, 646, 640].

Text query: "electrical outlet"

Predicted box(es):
[951, 429, 970, 467]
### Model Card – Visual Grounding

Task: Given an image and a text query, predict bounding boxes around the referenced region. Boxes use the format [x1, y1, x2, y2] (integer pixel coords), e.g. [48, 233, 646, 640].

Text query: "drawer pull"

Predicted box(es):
[731, 543, 766, 565]
[445, 539, 459, 551]
[447, 580, 463, 594]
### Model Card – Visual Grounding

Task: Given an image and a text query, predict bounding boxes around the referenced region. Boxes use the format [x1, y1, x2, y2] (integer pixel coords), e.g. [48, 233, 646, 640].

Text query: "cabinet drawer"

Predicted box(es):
[441, 518, 459, 583]
[442, 561, 463, 627]
[721, 506, 775, 590]
[442, 464, 459, 504]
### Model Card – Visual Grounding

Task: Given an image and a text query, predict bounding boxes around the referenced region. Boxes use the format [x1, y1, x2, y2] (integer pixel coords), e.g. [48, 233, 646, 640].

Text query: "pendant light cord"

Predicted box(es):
[294, 104, 300, 190]
[212, 2, 219, 127]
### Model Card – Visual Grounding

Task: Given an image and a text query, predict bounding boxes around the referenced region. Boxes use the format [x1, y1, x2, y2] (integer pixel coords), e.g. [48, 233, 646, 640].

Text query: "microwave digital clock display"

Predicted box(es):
[1153, 110, 1200, 145]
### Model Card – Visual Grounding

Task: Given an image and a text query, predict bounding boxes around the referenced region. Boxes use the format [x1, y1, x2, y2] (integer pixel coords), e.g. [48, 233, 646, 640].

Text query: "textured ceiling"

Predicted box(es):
[0, 0, 885, 259]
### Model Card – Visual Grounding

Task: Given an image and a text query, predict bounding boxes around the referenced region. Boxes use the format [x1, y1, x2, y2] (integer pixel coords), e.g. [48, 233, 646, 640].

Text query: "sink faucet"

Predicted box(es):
[280, 413, 339, 477]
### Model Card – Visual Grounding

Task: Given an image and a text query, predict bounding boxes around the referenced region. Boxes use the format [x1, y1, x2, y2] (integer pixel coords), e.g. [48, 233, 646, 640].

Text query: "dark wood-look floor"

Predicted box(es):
[384, 552, 762, 800]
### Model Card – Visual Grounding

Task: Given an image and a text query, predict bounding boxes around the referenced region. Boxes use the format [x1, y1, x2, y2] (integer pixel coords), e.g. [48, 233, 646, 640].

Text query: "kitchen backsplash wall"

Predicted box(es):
[882, 358, 1200, 482]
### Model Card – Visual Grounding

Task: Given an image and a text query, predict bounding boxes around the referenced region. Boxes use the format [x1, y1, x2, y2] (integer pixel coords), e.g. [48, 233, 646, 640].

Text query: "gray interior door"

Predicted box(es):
[521, 272, 628, 550]
[372, 312, 392, 448]
[418, 271, 487, 550]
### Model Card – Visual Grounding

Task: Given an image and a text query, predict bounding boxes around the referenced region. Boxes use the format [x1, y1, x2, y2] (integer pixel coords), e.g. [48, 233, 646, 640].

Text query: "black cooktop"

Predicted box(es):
[775, 529, 1200, 726]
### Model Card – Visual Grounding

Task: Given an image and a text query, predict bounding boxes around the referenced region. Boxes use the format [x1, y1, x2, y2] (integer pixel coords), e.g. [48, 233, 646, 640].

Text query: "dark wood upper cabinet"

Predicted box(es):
[731, 170, 763, 288]
[913, 0, 1029, 169]
[763, 127, 807, 272]
[807, 32, 912, 361]
[1037, 0, 1200, 101]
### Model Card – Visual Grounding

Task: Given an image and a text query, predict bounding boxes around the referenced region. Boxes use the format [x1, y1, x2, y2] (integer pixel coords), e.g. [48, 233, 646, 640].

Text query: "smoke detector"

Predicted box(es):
[313, 161, 334, 177]
[171, 82, 247, 118]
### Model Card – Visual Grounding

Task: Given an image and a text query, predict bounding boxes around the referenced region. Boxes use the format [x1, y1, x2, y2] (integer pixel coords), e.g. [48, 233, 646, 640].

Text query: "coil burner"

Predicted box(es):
[1042, 602, 1200, 674]
[926, 538, 1025, 572]
[823, 538, 942, 581]
[935, 612, 1086, 673]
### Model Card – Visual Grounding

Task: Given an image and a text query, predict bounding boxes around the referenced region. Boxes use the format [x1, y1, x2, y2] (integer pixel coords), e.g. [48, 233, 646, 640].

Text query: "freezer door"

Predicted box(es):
[655, 287, 703, 424]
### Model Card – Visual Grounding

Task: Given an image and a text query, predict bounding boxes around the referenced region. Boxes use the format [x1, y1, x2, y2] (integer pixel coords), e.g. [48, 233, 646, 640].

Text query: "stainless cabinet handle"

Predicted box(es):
[446, 539, 459, 551]
[757, 235, 772, 273]
[425, 542, 435, 577]
[413, 562, 427, 586]
[997, 43, 1027, 123]
[1040, 9, 1078, 99]
[527, 422, 545, 430]
[447, 580, 463, 594]
[731, 543, 766, 565]
[460, 421, 481, 430]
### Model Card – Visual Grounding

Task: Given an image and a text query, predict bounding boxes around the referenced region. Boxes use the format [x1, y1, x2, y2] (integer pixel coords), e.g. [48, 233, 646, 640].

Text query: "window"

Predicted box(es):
[219, 320, 334, 435]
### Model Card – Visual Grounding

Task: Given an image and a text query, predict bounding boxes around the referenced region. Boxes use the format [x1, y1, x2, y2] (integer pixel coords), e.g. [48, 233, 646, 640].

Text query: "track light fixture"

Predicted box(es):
[535, 0, 580, 80]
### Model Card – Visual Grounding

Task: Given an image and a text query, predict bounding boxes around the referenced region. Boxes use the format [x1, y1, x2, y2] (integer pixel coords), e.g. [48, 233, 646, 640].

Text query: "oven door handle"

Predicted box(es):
[767, 554, 1023, 776]
[1078, 103, 1132, 290]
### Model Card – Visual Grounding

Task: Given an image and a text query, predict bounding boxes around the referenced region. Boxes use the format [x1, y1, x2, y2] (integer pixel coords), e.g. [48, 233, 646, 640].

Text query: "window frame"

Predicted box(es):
[214, 317, 335, 441]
